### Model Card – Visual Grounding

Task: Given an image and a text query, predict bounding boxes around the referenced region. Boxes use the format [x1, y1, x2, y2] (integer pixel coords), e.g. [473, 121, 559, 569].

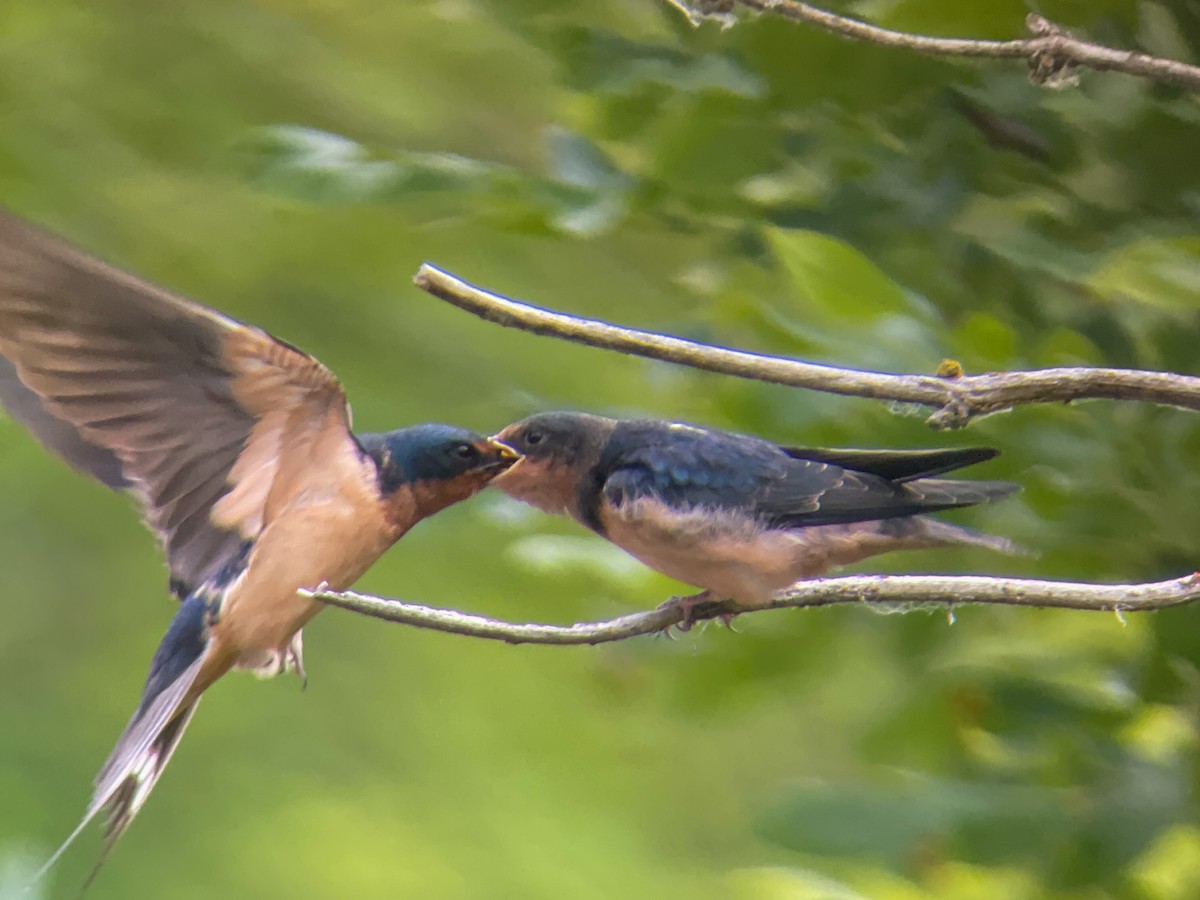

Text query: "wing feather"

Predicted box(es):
[0, 210, 360, 594]
[596, 421, 1015, 531]
[783, 445, 999, 482]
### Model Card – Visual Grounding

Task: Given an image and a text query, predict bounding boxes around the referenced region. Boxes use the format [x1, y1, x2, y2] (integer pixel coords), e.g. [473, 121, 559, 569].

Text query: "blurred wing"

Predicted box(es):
[0, 353, 129, 489]
[0, 210, 357, 595]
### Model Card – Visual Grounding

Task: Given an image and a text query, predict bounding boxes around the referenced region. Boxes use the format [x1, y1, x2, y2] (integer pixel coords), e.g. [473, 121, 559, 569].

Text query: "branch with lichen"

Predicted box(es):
[666, 1, 1200, 93]
[309, 573, 1200, 644]
[413, 264, 1200, 430]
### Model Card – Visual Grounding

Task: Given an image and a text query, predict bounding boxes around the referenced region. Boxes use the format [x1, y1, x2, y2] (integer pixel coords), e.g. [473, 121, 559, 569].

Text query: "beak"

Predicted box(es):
[482, 437, 521, 471]
[490, 424, 517, 445]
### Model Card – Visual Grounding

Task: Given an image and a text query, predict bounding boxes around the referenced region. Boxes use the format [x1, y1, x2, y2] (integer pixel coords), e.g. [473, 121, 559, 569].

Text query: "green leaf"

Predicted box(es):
[766, 228, 913, 320]
[554, 26, 765, 98]
[233, 125, 400, 203]
[234, 125, 517, 204]
[758, 772, 1067, 863]
[1086, 236, 1200, 309]
[544, 127, 631, 236]
[759, 757, 1188, 887]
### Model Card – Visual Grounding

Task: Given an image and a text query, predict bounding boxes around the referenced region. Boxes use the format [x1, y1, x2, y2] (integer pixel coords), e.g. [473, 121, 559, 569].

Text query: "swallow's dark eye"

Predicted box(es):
[524, 430, 545, 447]
[453, 443, 476, 460]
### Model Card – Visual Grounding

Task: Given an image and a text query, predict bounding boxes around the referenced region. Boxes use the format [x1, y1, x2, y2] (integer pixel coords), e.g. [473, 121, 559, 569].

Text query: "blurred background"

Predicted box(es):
[2, 1, 1199, 898]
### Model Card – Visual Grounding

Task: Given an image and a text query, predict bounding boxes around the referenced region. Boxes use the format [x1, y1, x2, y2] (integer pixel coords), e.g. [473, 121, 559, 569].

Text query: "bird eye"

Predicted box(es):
[524, 429, 545, 447]
[453, 443, 476, 460]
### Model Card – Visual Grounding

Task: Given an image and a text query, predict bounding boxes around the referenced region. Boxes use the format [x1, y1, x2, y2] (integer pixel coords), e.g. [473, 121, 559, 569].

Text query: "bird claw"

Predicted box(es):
[285, 631, 307, 689]
[656, 591, 737, 634]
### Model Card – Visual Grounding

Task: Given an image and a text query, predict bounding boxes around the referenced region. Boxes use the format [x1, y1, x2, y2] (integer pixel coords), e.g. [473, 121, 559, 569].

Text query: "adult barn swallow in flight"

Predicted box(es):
[0, 211, 519, 884]
[492, 412, 1017, 619]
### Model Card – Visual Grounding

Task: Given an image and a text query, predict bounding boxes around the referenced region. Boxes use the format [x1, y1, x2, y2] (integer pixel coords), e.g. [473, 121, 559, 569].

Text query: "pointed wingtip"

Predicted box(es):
[785, 445, 1004, 482]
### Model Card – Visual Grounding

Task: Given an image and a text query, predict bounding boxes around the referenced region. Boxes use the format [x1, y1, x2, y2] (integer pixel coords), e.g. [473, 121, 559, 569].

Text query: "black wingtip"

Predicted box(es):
[785, 446, 1001, 482]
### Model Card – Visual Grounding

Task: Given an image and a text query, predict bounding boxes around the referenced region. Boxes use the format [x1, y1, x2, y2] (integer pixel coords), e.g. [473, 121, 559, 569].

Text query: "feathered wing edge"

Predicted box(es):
[29, 653, 207, 893]
[784, 446, 1000, 482]
[903, 476, 1021, 507]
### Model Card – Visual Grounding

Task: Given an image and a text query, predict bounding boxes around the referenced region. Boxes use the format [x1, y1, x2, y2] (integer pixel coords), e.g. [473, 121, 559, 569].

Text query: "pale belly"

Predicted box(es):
[598, 499, 927, 605]
[607, 520, 810, 603]
[599, 501, 809, 603]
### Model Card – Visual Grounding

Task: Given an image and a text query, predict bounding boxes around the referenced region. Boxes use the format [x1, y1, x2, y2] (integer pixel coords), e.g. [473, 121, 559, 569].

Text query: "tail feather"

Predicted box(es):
[79, 696, 202, 896]
[30, 598, 211, 894]
[92, 655, 204, 803]
[874, 515, 1027, 557]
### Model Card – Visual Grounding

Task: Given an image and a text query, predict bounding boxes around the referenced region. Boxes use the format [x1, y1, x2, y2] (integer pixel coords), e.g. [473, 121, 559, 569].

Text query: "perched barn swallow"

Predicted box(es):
[0, 211, 519, 886]
[492, 412, 1018, 620]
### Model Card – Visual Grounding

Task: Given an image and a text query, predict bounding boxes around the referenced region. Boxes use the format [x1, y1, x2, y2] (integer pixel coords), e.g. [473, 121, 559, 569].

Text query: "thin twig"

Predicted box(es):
[413, 264, 1200, 429]
[679, 2, 1200, 92]
[309, 572, 1200, 645]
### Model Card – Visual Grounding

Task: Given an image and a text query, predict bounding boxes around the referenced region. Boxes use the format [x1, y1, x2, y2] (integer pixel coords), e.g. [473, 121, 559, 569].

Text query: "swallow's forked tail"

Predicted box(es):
[30, 596, 212, 894]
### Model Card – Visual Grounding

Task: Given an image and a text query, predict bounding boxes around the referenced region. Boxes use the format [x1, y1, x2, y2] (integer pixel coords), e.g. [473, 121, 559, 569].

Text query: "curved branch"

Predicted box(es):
[679, 1, 1200, 92]
[309, 572, 1200, 646]
[413, 264, 1200, 429]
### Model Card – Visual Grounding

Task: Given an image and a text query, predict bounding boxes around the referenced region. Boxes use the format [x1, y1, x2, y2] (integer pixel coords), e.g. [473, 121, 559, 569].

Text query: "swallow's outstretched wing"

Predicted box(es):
[0, 211, 360, 598]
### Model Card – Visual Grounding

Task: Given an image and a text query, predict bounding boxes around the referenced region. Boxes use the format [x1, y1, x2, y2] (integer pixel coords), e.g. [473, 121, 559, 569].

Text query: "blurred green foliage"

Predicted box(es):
[1, 1, 1199, 898]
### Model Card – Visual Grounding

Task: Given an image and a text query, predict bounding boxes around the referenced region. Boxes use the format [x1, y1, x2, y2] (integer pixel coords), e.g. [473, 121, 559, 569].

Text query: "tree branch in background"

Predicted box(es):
[667, 1, 1200, 93]
[372, 6, 1200, 648]
[414, 264, 1200, 430]
[310, 573, 1200, 645]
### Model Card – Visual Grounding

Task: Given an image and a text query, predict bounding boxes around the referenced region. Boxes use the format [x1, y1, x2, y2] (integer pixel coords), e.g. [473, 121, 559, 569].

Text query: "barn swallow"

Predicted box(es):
[0, 210, 519, 887]
[492, 412, 1018, 622]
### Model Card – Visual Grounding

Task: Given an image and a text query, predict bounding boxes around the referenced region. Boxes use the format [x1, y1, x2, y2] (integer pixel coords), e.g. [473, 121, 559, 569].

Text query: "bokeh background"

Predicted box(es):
[2, 2, 1200, 898]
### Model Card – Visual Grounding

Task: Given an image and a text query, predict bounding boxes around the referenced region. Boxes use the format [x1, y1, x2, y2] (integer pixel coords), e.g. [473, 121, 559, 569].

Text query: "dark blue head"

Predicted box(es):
[358, 424, 520, 499]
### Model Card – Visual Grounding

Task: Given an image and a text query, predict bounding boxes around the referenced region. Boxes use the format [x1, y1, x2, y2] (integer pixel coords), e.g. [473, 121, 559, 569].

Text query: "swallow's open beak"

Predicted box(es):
[482, 438, 521, 471]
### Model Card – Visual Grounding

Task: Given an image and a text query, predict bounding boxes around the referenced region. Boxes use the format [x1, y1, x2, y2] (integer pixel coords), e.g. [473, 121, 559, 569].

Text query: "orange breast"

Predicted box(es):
[215, 472, 397, 661]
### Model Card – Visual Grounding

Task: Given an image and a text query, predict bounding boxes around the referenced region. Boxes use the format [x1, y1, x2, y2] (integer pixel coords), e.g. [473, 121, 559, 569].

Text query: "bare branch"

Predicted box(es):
[413, 264, 1200, 429]
[373, 5, 1200, 650]
[309, 572, 1200, 645]
[676, 2, 1200, 92]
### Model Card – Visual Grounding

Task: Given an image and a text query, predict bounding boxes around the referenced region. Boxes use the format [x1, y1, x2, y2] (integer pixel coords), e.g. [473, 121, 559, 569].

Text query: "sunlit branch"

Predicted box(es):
[670, 1, 1200, 93]
[413, 264, 1200, 429]
[309, 573, 1200, 645]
